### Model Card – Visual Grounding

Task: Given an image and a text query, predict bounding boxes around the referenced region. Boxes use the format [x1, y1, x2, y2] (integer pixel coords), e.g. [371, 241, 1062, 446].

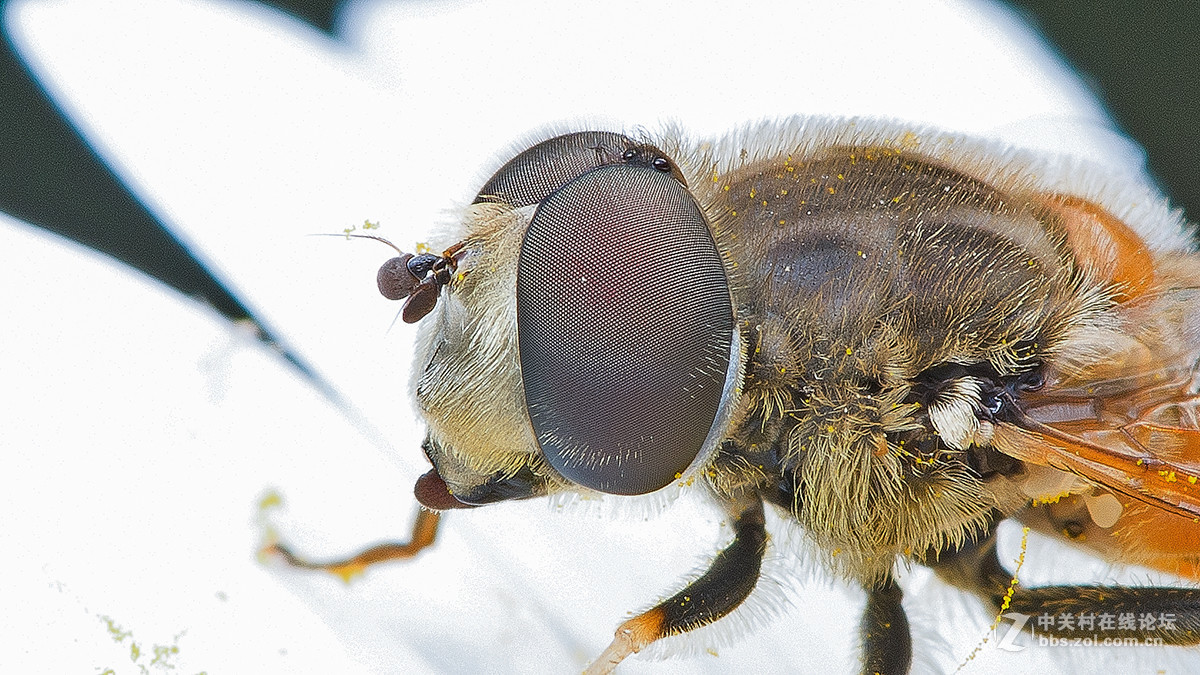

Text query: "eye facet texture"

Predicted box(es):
[517, 163, 733, 495]
[474, 131, 639, 208]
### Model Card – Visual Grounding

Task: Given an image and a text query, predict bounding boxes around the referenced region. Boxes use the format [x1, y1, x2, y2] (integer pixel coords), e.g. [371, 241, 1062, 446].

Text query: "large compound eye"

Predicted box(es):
[516, 163, 733, 495]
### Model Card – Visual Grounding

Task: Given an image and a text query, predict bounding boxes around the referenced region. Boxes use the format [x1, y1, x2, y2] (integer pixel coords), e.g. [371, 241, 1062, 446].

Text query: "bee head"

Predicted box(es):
[398, 131, 742, 504]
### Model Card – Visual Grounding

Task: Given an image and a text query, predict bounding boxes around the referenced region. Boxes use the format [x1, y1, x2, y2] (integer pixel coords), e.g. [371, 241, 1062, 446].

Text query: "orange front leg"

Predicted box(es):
[262, 508, 441, 583]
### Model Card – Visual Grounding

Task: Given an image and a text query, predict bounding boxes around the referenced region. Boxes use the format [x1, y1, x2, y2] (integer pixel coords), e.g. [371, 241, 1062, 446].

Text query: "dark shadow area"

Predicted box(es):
[0, 0, 345, 384]
[1008, 1, 1199, 222]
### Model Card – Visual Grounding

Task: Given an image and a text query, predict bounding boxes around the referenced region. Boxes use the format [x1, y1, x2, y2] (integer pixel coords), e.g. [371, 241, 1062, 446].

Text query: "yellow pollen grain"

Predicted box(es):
[957, 527, 1027, 671]
[827, 187, 836, 195]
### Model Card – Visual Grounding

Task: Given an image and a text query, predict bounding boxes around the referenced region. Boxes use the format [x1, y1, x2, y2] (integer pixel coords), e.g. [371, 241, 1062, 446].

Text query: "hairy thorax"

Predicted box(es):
[692, 145, 1106, 583]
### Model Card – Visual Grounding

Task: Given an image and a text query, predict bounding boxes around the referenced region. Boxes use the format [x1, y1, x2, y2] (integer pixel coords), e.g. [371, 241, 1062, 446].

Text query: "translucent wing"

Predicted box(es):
[991, 195, 1200, 576]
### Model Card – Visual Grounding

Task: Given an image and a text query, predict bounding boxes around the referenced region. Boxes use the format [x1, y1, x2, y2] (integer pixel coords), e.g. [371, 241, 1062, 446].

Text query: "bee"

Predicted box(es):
[267, 117, 1200, 673]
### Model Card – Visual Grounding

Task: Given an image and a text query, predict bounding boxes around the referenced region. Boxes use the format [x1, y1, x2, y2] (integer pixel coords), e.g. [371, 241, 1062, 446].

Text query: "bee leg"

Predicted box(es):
[927, 520, 1003, 599]
[584, 496, 767, 675]
[261, 509, 441, 582]
[860, 576, 912, 675]
[931, 526, 1200, 645]
[1005, 585, 1200, 644]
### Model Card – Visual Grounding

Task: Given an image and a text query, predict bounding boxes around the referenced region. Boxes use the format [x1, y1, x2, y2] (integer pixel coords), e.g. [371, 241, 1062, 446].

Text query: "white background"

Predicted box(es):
[2, 0, 1195, 673]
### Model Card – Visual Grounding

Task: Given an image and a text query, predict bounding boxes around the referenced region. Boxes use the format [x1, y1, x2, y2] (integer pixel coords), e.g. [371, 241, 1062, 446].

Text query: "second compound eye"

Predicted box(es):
[473, 132, 687, 208]
[516, 163, 733, 495]
[474, 131, 639, 208]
